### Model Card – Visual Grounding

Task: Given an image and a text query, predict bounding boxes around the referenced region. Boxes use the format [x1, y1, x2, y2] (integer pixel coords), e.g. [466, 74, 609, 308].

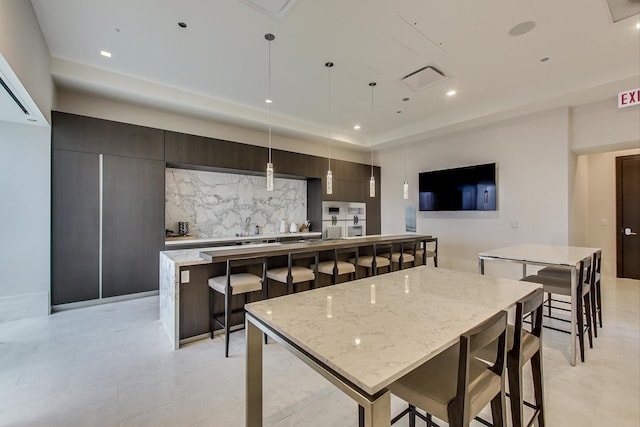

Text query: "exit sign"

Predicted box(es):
[618, 88, 640, 108]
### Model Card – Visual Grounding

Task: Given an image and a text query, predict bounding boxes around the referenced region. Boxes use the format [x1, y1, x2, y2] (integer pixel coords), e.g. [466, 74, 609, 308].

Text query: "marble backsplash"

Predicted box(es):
[166, 168, 307, 238]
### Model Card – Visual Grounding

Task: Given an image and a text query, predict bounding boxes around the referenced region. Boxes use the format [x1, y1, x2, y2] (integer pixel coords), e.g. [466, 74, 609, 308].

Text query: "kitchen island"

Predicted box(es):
[160, 234, 432, 349]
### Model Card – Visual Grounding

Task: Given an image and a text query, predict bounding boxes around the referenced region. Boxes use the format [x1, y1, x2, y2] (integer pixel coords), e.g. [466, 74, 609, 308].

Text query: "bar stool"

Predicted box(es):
[267, 250, 318, 294]
[312, 247, 358, 285]
[521, 257, 593, 362]
[391, 240, 416, 270]
[351, 243, 392, 276]
[208, 256, 266, 358]
[389, 311, 508, 427]
[538, 250, 602, 336]
[413, 237, 438, 267]
[476, 288, 546, 427]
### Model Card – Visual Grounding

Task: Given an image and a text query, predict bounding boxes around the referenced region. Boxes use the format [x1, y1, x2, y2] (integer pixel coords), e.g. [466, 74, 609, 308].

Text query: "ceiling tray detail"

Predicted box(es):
[237, 0, 300, 19]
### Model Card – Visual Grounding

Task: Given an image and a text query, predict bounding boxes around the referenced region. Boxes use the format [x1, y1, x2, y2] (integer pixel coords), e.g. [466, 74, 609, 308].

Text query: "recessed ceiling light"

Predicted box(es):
[636, 22, 640, 30]
[446, 90, 456, 97]
[178, 22, 187, 28]
[100, 50, 112, 58]
[265, 98, 272, 104]
[353, 125, 361, 130]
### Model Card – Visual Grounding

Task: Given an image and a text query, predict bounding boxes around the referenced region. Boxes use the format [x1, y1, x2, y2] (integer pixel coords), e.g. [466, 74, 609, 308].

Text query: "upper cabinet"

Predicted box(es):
[53, 112, 164, 160]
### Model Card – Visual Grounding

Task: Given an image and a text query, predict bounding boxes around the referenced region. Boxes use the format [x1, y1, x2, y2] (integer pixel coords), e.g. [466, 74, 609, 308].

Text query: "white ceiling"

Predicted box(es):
[28, 0, 640, 148]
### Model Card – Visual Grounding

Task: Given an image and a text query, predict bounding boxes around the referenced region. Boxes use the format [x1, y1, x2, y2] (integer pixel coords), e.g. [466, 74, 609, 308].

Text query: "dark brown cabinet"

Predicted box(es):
[52, 112, 165, 306]
[52, 150, 101, 305]
[102, 155, 165, 297]
[52, 150, 165, 305]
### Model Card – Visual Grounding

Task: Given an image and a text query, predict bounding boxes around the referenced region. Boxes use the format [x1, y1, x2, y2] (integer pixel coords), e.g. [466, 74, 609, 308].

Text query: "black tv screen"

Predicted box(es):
[419, 163, 497, 211]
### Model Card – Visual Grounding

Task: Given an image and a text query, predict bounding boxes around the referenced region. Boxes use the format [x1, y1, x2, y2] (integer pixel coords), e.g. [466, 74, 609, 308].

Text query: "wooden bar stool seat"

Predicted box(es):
[267, 250, 318, 294]
[414, 237, 438, 267]
[351, 243, 392, 276]
[312, 247, 358, 285]
[391, 240, 416, 270]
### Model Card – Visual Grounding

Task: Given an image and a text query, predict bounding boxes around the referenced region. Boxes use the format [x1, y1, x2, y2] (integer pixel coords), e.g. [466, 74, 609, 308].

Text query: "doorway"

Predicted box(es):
[616, 154, 640, 279]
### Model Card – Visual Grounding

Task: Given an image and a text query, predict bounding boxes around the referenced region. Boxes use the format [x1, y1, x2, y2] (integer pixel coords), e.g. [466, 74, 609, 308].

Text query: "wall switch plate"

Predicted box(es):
[511, 220, 518, 229]
[601, 218, 609, 226]
[181, 270, 190, 284]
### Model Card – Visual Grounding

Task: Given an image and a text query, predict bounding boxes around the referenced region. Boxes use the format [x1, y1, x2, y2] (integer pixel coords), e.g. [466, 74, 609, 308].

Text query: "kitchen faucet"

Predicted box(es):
[245, 217, 251, 234]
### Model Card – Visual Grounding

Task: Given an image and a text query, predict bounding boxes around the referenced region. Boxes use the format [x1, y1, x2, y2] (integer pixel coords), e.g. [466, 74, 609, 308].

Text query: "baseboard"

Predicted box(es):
[52, 290, 159, 312]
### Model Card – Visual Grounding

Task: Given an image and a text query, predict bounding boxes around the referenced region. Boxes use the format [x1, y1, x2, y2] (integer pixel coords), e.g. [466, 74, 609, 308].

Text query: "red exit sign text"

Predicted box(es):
[618, 88, 640, 108]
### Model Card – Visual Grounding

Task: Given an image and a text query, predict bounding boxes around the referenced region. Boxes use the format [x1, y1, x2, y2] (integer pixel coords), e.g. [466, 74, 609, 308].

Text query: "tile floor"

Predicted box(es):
[0, 276, 638, 427]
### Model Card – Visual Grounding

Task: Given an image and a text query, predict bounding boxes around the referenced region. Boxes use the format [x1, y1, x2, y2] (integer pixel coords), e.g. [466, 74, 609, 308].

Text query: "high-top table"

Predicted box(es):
[478, 244, 600, 366]
[244, 266, 541, 426]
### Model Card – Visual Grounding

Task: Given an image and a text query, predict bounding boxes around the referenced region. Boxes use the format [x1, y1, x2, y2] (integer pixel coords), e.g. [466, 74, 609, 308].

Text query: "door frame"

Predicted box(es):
[615, 154, 640, 278]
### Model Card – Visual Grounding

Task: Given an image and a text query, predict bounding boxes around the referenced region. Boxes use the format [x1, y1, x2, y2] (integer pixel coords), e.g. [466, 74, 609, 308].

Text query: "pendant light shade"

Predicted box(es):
[403, 180, 409, 200]
[369, 82, 376, 198]
[265, 33, 275, 191]
[266, 162, 274, 191]
[325, 61, 334, 195]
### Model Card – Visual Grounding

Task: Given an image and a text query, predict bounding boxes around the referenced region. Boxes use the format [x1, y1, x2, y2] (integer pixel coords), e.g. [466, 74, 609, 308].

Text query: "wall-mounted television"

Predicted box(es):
[419, 163, 497, 211]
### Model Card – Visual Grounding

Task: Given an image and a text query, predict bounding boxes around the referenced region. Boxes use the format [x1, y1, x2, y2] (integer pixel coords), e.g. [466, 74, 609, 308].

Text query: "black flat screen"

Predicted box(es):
[419, 163, 497, 211]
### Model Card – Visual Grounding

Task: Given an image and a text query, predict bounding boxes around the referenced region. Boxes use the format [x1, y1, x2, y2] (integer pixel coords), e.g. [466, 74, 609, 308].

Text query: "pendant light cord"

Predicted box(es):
[326, 62, 334, 171]
[268, 37, 272, 164]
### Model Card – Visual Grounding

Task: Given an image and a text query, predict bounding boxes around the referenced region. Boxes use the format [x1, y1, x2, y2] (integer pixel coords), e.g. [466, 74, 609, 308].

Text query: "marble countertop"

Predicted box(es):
[161, 234, 432, 267]
[479, 244, 600, 266]
[245, 266, 541, 395]
[164, 232, 322, 246]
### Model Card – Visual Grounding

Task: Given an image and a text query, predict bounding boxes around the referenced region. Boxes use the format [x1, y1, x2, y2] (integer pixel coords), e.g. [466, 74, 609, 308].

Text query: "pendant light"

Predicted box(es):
[325, 61, 334, 195]
[402, 97, 409, 200]
[369, 82, 376, 198]
[265, 33, 275, 191]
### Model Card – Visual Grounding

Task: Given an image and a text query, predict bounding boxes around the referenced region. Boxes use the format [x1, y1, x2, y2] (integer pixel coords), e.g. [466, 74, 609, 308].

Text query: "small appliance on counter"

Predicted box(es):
[178, 221, 189, 236]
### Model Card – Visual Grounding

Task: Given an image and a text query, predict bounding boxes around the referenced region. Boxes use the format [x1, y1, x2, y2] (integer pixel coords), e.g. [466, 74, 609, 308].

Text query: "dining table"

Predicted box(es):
[478, 243, 601, 366]
[244, 265, 541, 426]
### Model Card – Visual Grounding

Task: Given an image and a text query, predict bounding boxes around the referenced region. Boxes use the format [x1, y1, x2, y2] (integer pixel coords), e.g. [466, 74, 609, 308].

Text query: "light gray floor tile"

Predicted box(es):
[0, 277, 638, 426]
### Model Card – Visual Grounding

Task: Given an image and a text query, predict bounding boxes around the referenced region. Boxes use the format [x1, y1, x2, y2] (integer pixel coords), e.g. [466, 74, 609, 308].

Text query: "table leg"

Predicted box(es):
[360, 391, 391, 427]
[479, 258, 485, 275]
[522, 263, 527, 278]
[570, 267, 577, 366]
[246, 318, 263, 426]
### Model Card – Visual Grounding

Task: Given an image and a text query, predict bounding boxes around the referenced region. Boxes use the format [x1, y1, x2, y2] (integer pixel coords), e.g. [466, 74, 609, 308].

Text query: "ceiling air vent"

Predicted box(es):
[401, 66, 447, 91]
[237, 0, 300, 19]
[0, 74, 30, 116]
[606, 0, 640, 23]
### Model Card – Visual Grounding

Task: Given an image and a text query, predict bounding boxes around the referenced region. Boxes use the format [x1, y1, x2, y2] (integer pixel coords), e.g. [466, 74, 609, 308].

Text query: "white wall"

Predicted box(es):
[0, 1, 53, 322]
[379, 108, 571, 278]
[571, 97, 640, 154]
[0, 0, 53, 123]
[0, 122, 51, 321]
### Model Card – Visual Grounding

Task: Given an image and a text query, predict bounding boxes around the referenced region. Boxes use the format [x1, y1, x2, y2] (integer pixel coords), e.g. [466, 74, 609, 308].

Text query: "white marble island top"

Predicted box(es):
[479, 243, 600, 266]
[245, 266, 541, 395]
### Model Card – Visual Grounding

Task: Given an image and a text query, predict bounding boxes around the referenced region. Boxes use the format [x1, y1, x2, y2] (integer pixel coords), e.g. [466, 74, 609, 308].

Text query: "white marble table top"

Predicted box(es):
[479, 244, 600, 267]
[245, 266, 541, 396]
